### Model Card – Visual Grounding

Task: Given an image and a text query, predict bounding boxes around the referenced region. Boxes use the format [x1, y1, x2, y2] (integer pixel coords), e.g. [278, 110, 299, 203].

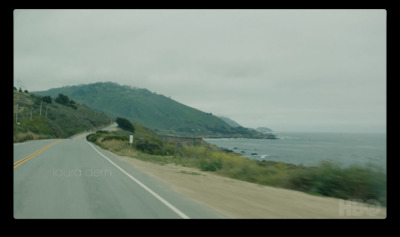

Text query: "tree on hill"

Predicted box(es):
[42, 96, 52, 104]
[55, 93, 77, 109]
[55, 93, 70, 105]
[116, 117, 135, 133]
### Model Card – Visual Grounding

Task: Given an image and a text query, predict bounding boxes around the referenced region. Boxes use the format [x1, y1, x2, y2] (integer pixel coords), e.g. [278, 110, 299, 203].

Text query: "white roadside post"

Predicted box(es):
[129, 134, 134, 148]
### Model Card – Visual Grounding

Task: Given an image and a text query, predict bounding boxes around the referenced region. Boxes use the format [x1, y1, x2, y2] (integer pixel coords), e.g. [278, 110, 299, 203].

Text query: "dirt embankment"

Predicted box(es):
[116, 155, 386, 219]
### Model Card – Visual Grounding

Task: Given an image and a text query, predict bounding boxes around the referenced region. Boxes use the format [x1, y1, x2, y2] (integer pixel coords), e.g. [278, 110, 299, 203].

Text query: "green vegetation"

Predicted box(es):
[34, 82, 273, 138]
[14, 91, 112, 142]
[285, 162, 386, 204]
[115, 117, 135, 133]
[219, 116, 242, 127]
[86, 126, 386, 206]
[42, 96, 52, 104]
[55, 93, 77, 109]
[87, 127, 176, 157]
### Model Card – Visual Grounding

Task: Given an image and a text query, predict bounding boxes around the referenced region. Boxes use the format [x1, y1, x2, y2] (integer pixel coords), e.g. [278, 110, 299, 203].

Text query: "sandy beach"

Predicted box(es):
[116, 155, 386, 219]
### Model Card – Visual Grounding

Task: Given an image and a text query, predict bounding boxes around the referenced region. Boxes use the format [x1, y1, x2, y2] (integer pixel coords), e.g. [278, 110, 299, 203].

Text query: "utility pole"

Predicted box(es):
[30, 108, 33, 120]
[39, 102, 43, 116]
[15, 103, 18, 124]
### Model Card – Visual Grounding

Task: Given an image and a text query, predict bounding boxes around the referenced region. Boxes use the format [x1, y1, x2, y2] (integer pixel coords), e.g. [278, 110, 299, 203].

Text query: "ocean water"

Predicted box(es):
[204, 132, 386, 171]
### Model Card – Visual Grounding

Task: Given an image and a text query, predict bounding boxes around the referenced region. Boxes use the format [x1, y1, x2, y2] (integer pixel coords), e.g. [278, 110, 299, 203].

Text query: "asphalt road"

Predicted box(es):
[13, 132, 225, 219]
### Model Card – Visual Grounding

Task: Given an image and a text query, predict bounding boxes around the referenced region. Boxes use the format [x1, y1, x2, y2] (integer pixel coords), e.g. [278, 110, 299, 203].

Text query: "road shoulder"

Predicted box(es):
[115, 155, 387, 219]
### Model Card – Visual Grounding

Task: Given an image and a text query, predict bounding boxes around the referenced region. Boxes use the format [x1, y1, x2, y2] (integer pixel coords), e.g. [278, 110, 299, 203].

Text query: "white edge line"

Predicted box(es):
[86, 141, 190, 219]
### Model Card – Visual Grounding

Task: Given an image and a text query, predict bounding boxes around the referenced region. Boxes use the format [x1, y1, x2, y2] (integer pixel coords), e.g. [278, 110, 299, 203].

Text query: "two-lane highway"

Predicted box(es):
[13, 133, 225, 218]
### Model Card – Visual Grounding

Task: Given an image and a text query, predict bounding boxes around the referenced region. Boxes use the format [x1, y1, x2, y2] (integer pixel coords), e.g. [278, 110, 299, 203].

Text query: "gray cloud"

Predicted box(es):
[14, 9, 386, 133]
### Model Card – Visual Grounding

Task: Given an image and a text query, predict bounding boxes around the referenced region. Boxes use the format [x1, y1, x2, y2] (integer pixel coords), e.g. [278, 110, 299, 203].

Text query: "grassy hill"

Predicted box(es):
[34, 82, 270, 138]
[13, 91, 112, 142]
[219, 116, 242, 127]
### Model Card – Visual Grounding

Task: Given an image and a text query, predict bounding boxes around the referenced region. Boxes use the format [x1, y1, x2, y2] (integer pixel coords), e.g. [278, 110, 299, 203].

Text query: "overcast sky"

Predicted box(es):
[14, 9, 386, 133]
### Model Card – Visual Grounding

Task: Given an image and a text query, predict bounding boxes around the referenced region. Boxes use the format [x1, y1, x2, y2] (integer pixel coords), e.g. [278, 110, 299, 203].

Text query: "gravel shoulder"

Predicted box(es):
[116, 155, 387, 219]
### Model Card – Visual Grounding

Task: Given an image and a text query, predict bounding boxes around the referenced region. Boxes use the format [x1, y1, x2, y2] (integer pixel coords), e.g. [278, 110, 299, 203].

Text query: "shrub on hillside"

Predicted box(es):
[55, 93, 69, 105]
[284, 162, 386, 206]
[55, 93, 77, 109]
[101, 135, 129, 142]
[199, 158, 222, 172]
[135, 137, 164, 155]
[42, 96, 52, 104]
[116, 117, 135, 133]
[86, 130, 110, 143]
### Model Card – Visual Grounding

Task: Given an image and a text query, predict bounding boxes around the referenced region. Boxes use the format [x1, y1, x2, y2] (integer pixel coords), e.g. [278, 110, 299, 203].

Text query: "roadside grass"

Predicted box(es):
[14, 130, 55, 142]
[87, 129, 387, 207]
[14, 117, 57, 142]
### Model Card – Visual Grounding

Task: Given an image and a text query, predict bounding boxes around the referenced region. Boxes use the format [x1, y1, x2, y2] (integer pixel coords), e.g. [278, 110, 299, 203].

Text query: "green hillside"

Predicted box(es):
[34, 82, 268, 138]
[13, 90, 112, 142]
[219, 116, 242, 127]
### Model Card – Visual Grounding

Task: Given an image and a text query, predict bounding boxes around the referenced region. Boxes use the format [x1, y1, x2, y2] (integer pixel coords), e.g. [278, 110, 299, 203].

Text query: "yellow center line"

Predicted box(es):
[14, 139, 64, 168]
